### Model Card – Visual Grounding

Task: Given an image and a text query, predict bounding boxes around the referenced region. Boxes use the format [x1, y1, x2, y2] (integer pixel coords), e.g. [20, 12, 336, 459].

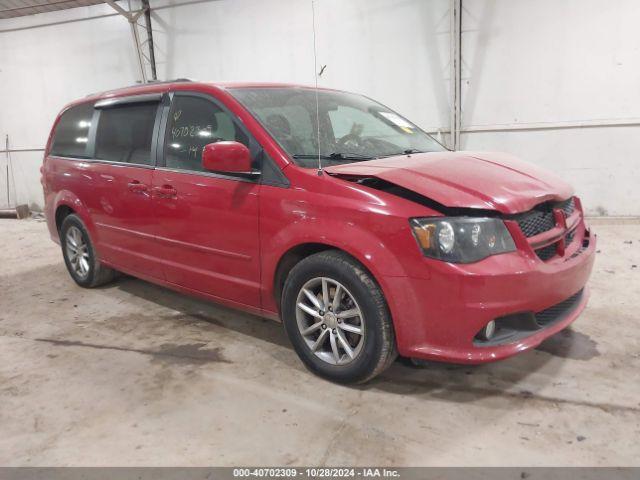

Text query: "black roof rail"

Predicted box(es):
[145, 78, 194, 84]
[86, 78, 194, 97]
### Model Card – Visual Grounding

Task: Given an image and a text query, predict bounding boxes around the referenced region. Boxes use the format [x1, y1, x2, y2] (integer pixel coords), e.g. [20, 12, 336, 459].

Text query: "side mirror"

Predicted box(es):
[202, 141, 257, 176]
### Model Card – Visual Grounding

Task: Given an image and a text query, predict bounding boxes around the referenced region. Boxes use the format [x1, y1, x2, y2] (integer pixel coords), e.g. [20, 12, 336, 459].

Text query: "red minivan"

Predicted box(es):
[42, 80, 596, 383]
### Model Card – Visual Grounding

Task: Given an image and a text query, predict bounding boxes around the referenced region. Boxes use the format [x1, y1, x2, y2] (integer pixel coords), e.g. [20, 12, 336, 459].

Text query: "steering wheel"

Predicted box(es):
[337, 133, 363, 152]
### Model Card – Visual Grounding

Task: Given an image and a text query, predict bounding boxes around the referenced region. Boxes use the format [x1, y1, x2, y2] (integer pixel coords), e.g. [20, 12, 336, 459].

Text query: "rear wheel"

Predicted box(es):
[282, 250, 397, 384]
[60, 214, 117, 288]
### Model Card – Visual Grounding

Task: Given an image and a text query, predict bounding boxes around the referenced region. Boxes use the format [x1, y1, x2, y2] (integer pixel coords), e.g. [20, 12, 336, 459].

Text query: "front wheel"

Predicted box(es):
[281, 251, 397, 384]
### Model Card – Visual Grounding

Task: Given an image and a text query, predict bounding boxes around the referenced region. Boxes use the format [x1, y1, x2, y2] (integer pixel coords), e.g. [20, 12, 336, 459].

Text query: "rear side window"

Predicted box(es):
[50, 103, 94, 158]
[164, 96, 249, 172]
[95, 103, 158, 165]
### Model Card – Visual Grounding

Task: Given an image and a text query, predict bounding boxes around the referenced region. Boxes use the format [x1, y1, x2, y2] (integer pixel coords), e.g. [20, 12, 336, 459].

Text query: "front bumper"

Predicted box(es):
[384, 223, 596, 364]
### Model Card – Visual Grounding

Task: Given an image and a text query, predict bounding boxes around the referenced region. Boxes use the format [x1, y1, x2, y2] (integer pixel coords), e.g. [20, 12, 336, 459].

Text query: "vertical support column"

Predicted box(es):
[4, 135, 10, 209]
[141, 0, 157, 81]
[106, 0, 157, 83]
[130, 20, 147, 83]
[450, 0, 462, 150]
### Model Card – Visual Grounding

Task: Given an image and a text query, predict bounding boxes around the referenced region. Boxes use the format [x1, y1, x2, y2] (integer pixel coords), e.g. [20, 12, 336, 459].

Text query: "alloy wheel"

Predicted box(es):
[295, 277, 365, 365]
[65, 225, 90, 279]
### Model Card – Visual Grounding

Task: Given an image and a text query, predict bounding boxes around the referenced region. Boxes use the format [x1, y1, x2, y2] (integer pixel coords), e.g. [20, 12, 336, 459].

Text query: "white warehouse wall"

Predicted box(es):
[460, 0, 640, 216]
[151, 0, 451, 132]
[0, 0, 639, 215]
[0, 3, 140, 210]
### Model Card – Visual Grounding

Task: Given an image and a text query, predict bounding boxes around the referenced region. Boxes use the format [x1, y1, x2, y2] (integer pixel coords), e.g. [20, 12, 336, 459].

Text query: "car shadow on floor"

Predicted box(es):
[108, 274, 293, 350]
[367, 355, 555, 399]
[109, 274, 570, 400]
[11, 263, 577, 401]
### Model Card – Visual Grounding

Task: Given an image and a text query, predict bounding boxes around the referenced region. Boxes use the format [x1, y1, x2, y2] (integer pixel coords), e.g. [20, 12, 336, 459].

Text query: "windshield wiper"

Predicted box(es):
[378, 149, 426, 158]
[292, 153, 376, 161]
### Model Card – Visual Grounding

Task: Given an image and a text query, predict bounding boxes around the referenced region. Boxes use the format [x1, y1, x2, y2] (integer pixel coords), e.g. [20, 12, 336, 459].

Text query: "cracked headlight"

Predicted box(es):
[410, 217, 516, 263]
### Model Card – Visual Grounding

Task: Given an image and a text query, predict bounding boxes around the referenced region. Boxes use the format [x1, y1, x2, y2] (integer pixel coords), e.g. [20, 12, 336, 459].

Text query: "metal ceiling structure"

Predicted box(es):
[0, 0, 158, 83]
[105, 0, 157, 82]
[0, 0, 104, 19]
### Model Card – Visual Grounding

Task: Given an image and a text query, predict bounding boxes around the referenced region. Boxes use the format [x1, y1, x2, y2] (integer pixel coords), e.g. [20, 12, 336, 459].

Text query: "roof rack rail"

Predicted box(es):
[146, 78, 193, 84]
[85, 78, 194, 97]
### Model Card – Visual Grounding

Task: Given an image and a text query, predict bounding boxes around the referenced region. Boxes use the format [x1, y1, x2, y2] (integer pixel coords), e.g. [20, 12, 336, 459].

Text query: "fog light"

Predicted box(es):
[479, 320, 496, 341]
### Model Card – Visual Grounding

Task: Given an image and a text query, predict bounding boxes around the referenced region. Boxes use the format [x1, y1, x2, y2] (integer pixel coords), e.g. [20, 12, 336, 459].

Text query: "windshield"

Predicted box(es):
[229, 87, 445, 167]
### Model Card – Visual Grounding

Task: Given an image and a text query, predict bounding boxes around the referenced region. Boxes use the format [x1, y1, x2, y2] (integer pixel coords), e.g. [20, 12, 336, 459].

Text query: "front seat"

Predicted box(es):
[266, 114, 304, 154]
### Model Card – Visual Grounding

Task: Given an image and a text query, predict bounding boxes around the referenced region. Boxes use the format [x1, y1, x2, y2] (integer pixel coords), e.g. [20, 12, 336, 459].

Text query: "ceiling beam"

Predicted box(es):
[0, 0, 102, 19]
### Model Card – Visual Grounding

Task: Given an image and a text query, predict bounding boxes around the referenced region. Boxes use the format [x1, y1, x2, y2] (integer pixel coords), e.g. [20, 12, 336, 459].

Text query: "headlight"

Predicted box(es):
[410, 217, 516, 263]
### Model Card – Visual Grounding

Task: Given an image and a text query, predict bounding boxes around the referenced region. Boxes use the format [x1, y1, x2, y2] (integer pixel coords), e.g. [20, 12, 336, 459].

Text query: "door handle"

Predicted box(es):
[153, 185, 178, 198]
[127, 180, 149, 193]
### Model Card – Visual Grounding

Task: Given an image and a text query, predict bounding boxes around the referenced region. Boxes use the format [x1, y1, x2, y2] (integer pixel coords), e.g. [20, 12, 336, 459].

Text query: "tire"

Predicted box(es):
[60, 214, 117, 288]
[281, 250, 397, 384]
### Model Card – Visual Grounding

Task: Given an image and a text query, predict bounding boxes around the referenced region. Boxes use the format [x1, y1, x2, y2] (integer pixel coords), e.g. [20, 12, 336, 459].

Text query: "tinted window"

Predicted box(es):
[95, 103, 158, 165]
[164, 96, 249, 172]
[50, 103, 94, 158]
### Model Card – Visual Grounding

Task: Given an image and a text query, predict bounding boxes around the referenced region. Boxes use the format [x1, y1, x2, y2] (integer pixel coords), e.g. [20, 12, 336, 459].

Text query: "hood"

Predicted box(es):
[324, 151, 574, 214]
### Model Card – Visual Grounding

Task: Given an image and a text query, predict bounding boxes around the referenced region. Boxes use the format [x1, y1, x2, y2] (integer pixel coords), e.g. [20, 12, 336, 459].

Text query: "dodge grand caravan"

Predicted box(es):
[42, 81, 596, 383]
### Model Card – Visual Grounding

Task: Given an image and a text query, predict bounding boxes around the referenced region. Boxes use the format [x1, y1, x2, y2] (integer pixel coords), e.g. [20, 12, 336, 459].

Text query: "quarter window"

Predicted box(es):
[50, 103, 94, 158]
[164, 96, 249, 172]
[95, 103, 158, 165]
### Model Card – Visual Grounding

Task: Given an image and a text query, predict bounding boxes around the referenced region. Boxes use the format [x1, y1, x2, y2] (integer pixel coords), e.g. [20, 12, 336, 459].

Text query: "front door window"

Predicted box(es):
[164, 96, 249, 172]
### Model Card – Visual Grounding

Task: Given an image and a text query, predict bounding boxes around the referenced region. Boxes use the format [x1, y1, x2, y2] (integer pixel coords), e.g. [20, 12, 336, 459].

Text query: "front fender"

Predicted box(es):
[261, 214, 410, 315]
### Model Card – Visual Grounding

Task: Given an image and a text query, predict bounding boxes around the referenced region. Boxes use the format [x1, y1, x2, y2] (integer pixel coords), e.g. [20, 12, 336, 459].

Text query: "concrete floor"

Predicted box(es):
[0, 218, 639, 466]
